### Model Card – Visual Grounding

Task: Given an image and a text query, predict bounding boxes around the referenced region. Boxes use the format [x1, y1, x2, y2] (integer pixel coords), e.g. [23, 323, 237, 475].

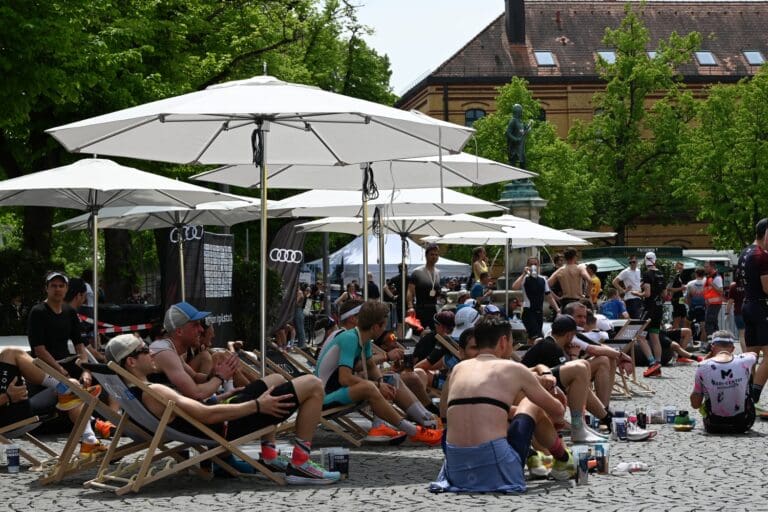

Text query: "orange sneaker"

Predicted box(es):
[57, 385, 102, 411]
[408, 425, 443, 446]
[79, 440, 109, 460]
[94, 419, 116, 439]
[365, 424, 407, 444]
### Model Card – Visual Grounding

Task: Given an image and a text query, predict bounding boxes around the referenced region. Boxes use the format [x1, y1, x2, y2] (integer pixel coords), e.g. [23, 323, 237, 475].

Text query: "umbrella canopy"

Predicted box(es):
[423, 225, 590, 248]
[581, 257, 627, 273]
[271, 188, 505, 218]
[562, 228, 617, 240]
[192, 151, 535, 189]
[46, 75, 473, 165]
[296, 213, 506, 237]
[0, 158, 242, 347]
[0, 158, 242, 208]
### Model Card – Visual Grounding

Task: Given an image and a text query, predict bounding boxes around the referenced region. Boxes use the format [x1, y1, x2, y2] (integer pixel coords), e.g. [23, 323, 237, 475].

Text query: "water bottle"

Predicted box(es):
[6, 444, 20, 473]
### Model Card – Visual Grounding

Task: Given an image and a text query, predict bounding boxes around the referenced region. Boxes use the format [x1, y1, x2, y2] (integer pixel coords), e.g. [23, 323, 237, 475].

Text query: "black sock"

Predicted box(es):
[600, 410, 613, 432]
[751, 383, 763, 403]
[426, 402, 440, 415]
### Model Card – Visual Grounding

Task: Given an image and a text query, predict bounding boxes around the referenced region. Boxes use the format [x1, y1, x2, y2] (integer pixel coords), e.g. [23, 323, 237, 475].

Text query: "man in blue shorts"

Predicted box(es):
[315, 300, 442, 445]
[431, 316, 575, 493]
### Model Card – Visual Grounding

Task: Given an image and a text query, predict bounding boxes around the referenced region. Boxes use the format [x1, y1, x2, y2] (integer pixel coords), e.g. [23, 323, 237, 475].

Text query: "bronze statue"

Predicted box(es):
[505, 104, 532, 169]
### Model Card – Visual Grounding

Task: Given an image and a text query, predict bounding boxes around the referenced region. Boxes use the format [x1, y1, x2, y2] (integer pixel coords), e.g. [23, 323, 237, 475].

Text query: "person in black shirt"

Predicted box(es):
[521, 315, 611, 442]
[634, 252, 665, 377]
[413, 310, 455, 363]
[387, 263, 408, 337]
[512, 257, 560, 343]
[366, 272, 381, 300]
[668, 261, 687, 330]
[28, 271, 92, 386]
[407, 244, 441, 331]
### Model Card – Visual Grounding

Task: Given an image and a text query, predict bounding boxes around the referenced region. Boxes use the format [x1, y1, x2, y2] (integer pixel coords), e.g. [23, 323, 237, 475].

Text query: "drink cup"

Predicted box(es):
[324, 447, 350, 479]
[664, 406, 677, 424]
[6, 444, 20, 473]
[615, 418, 628, 440]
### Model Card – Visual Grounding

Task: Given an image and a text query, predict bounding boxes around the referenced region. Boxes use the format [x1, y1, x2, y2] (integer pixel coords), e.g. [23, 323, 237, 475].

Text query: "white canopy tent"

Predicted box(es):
[306, 234, 470, 284]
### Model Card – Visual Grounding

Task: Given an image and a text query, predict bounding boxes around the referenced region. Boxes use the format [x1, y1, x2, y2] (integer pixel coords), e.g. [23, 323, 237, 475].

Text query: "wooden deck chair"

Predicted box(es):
[0, 415, 59, 469]
[32, 358, 160, 485]
[239, 349, 370, 447]
[83, 361, 288, 495]
[606, 319, 654, 397]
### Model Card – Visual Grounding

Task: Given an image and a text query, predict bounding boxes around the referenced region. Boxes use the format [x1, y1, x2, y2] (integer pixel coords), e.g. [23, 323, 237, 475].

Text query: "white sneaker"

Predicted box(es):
[571, 426, 607, 443]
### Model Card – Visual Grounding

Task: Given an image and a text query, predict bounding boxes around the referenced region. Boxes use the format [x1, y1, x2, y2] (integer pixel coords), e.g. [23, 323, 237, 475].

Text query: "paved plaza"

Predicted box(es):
[3, 363, 768, 512]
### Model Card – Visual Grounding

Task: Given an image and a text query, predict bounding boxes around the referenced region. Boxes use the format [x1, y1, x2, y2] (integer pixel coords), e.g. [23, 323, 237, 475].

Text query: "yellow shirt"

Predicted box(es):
[590, 275, 602, 303]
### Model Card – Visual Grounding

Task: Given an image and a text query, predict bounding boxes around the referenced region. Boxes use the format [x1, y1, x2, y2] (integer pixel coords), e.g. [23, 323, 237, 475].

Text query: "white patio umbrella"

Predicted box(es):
[272, 187, 505, 301]
[0, 158, 244, 346]
[424, 217, 590, 310]
[46, 74, 474, 373]
[297, 214, 507, 326]
[562, 228, 617, 240]
[53, 198, 283, 301]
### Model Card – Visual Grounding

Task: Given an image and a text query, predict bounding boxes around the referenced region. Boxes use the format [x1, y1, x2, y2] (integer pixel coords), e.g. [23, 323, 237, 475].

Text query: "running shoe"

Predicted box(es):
[93, 419, 116, 439]
[260, 454, 292, 474]
[286, 460, 341, 485]
[676, 357, 696, 365]
[408, 425, 443, 446]
[526, 451, 551, 479]
[550, 450, 576, 481]
[79, 440, 109, 460]
[643, 362, 662, 378]
[365, 424, 408, 444]
[57, 385, 102, 411]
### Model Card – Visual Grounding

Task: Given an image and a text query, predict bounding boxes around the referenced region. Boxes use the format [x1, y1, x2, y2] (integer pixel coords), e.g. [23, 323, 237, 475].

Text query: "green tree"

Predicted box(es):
[674, 67, 768, 249]
[469, 77, 595, 228]
[0, 0, 395, 296]
[568, 4, 700, 244]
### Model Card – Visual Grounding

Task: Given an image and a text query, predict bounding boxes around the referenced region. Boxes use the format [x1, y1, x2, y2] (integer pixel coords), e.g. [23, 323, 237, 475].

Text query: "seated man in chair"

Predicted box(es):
[106, 334, 339, 484]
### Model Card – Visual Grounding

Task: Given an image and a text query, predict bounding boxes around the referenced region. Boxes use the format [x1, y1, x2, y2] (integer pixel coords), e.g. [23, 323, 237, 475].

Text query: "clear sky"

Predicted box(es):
[355, 0, 504, 95]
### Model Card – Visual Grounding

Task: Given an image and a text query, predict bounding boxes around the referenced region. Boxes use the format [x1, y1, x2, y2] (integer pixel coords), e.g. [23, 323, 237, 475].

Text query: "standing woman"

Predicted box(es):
[294, 282, 309, 348]
[471, 246, 489, 284]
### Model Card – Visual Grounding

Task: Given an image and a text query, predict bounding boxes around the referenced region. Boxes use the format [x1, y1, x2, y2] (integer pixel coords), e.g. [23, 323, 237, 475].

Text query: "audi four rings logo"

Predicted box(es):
[169, 225, 205, 243]
[270, 248, 303, 264]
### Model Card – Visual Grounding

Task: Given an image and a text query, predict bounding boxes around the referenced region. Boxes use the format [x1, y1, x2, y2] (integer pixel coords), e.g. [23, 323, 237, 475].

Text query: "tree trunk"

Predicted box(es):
[22, 207, 53, 262]
[104, 230, 135, 303]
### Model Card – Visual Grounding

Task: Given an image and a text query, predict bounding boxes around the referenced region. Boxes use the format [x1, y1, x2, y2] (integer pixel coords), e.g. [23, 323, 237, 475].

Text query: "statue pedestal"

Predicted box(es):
[499, 178, 549, 267]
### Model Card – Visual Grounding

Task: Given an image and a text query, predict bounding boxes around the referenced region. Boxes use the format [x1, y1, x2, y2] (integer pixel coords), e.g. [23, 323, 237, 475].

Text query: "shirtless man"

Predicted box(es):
[430, 316, 575, 493]
[548, 248, 590, 309]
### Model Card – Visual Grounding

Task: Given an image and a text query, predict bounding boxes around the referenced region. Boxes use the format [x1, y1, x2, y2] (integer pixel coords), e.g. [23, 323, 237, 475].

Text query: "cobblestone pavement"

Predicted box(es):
[4, 364, 768, 511]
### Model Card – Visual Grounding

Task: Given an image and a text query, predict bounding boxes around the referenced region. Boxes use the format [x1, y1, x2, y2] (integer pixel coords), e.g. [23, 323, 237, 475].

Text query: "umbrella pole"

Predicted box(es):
[361, 164, 369, 301]
[505, 240, 510, 318]
[401, 233, 407, 336]
[258, 121, 270, 377]
[92, 211, 100, 350]
[378, 208, 385, 303]
[439, 127, 444, 203]
[177, 224, 186, 301]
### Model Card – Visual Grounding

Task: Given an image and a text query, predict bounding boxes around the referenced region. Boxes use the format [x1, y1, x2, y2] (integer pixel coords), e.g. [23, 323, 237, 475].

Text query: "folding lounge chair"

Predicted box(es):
[0, 415, 59, 469]
[606, 319, 654, 397]
[32, 358, 158, 485]
[239, 349, 370, 447]
[83, 361, 288, 495]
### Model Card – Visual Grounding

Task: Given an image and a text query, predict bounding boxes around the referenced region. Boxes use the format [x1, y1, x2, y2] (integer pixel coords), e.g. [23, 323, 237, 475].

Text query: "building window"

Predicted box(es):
[597, 51, 616, 64]
[534, 51, 556, 67]
[647, 51, 657, 59]
[744, 51, 765, 65]
[464, 108, 486, 127]
[695, 51, 717, 66]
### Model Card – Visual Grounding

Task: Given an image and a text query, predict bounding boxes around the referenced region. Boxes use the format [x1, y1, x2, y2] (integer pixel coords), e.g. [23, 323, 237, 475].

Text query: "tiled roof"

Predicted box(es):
[399, 1, 768, 101]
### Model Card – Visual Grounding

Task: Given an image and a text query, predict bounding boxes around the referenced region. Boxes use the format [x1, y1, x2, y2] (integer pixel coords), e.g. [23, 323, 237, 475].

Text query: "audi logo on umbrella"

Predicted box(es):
[270, 248, 303, 264]
[170, 225, 205, 243]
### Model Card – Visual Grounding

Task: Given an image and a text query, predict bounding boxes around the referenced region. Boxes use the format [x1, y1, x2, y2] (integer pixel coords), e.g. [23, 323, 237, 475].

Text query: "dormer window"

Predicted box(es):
[744, 51, 765, 65]
[597, 51, 616, 64]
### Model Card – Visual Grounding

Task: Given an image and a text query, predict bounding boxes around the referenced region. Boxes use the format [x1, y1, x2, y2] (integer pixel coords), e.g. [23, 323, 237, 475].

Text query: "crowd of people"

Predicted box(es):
[2, 219, 767, 494]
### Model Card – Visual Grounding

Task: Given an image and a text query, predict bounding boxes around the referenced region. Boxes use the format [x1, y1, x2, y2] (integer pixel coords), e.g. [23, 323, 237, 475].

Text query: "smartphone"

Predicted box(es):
[382, 374, 396, 386]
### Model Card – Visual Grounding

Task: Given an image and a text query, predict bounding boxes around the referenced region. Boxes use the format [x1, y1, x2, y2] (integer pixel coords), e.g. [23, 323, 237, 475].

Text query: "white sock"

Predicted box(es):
[81, 422, 97, 444]
[222, 379, 234, 393]
[41, 375, 59, 389]
[372, 416, 386, 428]
[397, 418, 418, 436]
[406, 402, 432, 426]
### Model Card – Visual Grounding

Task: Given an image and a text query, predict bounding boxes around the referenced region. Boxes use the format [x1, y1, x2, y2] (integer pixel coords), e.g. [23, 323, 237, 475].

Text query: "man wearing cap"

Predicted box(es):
[512, 257, 560, 343]
[521, 315, 612, 442]
[411, 310, 470, 400]
[613, 255, 643, 319]
[690, 330, 756, 434]
[407, 243, 442, 331]
[28, 271, 94, 387]
[105, 334, 340, 483]
[632, 252, 666, 377]
[413, 310, 455, 364]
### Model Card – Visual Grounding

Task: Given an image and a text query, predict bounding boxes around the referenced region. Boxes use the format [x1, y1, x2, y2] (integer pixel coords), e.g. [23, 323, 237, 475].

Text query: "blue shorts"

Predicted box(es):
[429, 414, 534, 494]
[323, 386, 353, 407]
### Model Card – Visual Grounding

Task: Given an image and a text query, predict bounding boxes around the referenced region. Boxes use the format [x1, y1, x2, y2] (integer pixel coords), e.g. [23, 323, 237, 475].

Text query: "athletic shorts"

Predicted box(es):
[672, 302, 687, 319]
[323, 386, 353, 407]
[429, 414, 533, 494]
[703, 400, 755, 434]
[550, 365, 565, 390]
[225, 380, 299, 439]
[0, 401, 33, 428]
[522, 309, 544, 339]
[743, 301, 768, 347]
[688, 305, 706, 323]
[643, 303, 664, 332]
[734, 314, 745, 331]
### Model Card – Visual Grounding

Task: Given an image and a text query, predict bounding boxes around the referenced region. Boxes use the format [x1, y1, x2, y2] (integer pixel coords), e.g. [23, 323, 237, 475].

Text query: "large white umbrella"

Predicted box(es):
[46, 75, 474, 373]
[274, 188, 505, 301]
[562, 228, 617, 240]
[192, 152, 535, 190]
[424, 216, 590, 309]
[0, 158, 243, 346]
[53, 198, 283, 301]
[298, 214, 507, 325]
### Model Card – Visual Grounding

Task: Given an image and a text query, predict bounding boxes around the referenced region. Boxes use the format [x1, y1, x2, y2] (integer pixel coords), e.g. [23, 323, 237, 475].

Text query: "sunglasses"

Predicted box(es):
[128, 346, 150, 358]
